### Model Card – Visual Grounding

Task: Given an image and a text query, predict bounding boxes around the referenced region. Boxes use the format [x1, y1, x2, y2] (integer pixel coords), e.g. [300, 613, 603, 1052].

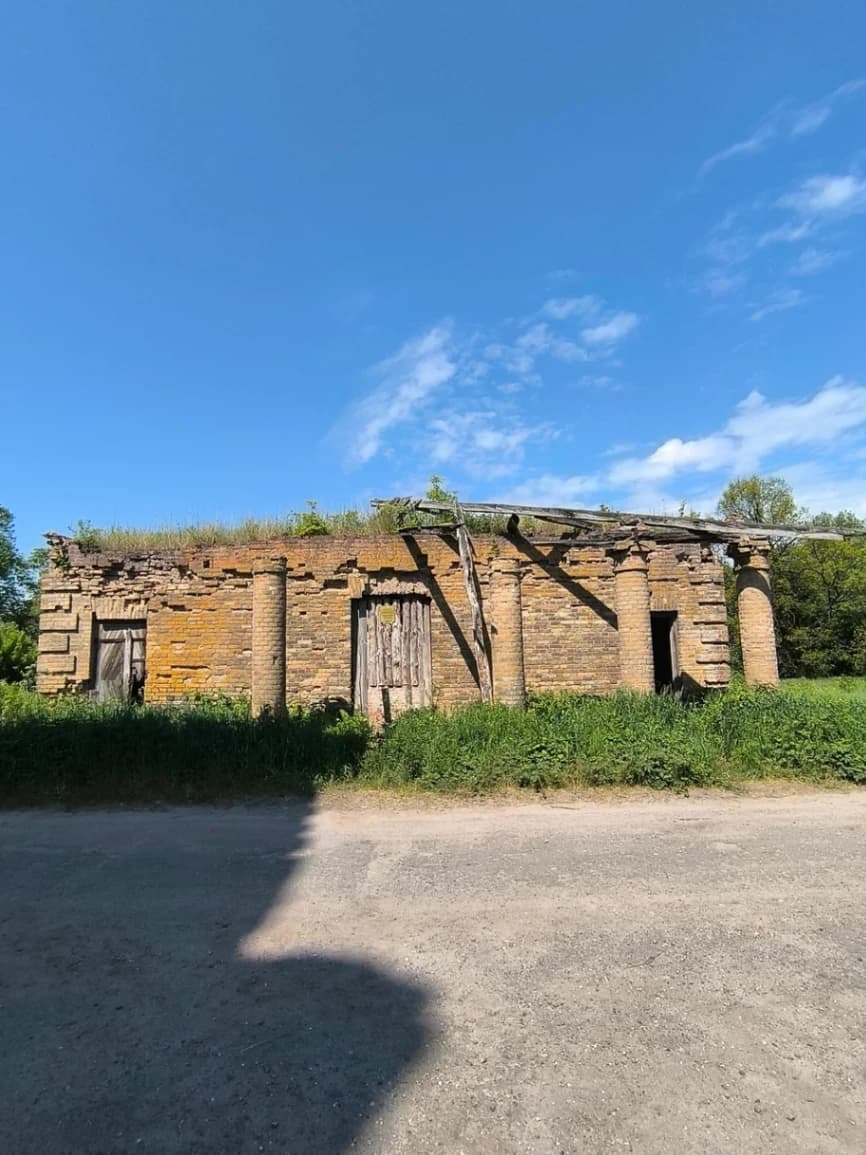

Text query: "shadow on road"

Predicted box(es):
[1, 801, 430, 1154]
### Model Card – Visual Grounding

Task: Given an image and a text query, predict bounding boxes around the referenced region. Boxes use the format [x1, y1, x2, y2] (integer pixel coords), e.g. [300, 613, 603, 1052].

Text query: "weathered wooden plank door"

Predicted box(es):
[94, 621, 146, 702]
[353, 596, 431, 724]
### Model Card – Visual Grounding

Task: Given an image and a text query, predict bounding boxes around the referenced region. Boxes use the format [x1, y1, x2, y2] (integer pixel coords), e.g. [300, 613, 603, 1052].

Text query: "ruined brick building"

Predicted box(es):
[36, 499, 784, 721]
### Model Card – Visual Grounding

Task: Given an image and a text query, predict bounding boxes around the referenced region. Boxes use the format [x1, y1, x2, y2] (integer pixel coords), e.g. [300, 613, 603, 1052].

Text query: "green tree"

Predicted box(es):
[0, 507, 41, 631]
[425, 475, 458, 504]
[0, 621, 36, 683]
[719, 478, 866, 678]
[772, 533, 866, 677]
[0, 507, 42, 681]
[716, 475, 799, 526]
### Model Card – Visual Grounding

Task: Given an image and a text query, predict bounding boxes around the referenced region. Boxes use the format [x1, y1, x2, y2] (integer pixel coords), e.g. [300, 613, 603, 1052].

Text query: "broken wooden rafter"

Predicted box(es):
[372, 498, 864, 544]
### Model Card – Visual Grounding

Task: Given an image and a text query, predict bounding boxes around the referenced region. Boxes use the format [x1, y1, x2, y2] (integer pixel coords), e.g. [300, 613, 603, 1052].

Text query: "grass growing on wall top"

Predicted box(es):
[3, 679, 866, 804]
[64, 504, 544, 552]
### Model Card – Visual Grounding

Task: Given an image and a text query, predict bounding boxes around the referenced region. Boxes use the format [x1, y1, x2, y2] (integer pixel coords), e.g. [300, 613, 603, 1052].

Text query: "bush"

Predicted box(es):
[3, 681, 866, 805]
[360, 684, 866, 793]
[0, 621, 36, 683]
[0, 686, 372, 805]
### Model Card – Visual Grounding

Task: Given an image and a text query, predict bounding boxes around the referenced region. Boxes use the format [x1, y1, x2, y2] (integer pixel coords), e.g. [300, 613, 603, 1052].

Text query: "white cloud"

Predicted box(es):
[485, 320, 588, 377]
[578, 374, 620, 391]
[779, 173, 866, 216]
[333, 290, 644, 476]
[699, 82, 865, 177]
[581, 311, 640, 346]
[339, 323, 456, 466]
[790, 79, 866, 137]
[757, 219, 813, 248]
[749, 287, 806, 322]
[790, 247, 844, 276]
[703, 268, 748, 298]
[774, 461, 866, 517]
[541, 295, 602, 321]
[608, 378, 866, 487]
[699, 113, 778, 177]
[501, 473, 601, 507]
[428, 410, 556, 481]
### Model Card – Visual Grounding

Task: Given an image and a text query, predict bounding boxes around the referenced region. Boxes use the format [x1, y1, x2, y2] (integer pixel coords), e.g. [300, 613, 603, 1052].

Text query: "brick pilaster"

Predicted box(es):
[611, 543, 654, 693]
[252, 556, 287, 716]
[490, 556, 526, 706]
[727, 539, 779, 686]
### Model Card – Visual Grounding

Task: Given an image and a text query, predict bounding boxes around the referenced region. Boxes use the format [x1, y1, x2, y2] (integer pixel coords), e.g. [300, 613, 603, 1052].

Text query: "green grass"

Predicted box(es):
[0, 684, 371, 805]
[3, 679, 865, 805]
[780, 676, 866, 699]
[65, 504, 528, 552]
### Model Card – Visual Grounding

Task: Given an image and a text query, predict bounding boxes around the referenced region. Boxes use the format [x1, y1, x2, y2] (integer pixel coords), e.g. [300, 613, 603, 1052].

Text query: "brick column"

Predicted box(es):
[252, 556, 287, 716]
[611, 544, 654, 694]
[727, 540, 779, 686]
[490, 556, 526, 706]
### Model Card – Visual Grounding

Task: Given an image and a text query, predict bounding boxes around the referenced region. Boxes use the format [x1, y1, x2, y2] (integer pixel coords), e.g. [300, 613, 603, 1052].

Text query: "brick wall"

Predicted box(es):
[36, 533, 731, 704]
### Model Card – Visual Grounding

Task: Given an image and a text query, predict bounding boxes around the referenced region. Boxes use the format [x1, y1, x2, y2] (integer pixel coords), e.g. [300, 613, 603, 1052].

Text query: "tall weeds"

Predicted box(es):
[2, 680, 865, 804]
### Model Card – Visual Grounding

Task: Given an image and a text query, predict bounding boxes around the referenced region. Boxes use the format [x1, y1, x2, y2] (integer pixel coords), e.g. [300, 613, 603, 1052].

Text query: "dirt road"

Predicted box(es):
[2, 790, 865, 1153]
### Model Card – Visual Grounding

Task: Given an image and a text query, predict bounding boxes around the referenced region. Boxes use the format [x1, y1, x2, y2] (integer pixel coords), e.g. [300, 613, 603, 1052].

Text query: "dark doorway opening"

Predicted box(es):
[650, 611, 679, 693]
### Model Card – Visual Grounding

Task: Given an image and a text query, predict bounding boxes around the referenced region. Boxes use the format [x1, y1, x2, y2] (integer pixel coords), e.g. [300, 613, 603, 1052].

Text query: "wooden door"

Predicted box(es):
[94, 621, 146, 702]
[353, 596, 431, 723]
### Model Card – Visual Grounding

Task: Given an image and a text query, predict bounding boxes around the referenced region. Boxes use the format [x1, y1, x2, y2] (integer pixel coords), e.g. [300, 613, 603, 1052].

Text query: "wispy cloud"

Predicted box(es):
[698, 80, 865, 178]
[578, 374, 621, 391]
[333, 289, 642, 478]
[581, 311, 640, 346]
[337, 323, 456, 466]
[703, 268, 748, 298]
[607, 377, 866, 485]
[790, 78, 866, 136]
[501, 472, 601, 507]
[749, 287, 806, 322]
[779, 173, 866, 217]
[756, 219, 813, 248]
[790, 247, 844, 276]
[699, 112, 779, 178]
[694, 161, 864, 315]
[428, 410, 556, 480]
[541, 295, 602, 321]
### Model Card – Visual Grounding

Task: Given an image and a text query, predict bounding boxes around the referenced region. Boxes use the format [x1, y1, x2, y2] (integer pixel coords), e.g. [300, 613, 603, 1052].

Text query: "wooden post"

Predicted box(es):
[455, 523, 493, 703]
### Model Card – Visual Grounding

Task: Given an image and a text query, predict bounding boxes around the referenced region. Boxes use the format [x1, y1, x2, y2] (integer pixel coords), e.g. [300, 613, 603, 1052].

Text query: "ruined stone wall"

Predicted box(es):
[36, 533, 730, 704]
[647, 543, 730, 689]
[516, 543, 621, 694]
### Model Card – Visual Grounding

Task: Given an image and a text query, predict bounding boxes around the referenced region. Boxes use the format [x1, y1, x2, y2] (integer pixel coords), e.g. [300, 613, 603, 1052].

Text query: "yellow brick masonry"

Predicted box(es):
[36, 533, 733, 705]
[252, 557, 287, 716]
[490, 556, 526, 706]
[728, 539, 780, 686]
[610, 544, 655, 694]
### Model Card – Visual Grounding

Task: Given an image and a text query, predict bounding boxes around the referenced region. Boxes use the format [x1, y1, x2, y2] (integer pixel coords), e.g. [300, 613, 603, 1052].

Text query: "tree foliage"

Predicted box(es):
[0, 507, 42, 681]
[717, 475, 799, 525]
[718, 477, 866, 677]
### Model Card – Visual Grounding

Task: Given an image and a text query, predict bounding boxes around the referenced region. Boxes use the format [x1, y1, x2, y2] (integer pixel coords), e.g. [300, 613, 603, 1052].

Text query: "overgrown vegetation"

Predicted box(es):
[0, 685, 371, 805]
[3, 680, 866, 804]
[718, 476, 866, 678]
[60, 478, 527, 551]
[0, 506, 42, 683]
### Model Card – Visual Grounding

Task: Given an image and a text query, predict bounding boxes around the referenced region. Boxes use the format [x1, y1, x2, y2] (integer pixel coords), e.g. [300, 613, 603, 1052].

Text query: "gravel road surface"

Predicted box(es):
[2, 790, 865, 1153]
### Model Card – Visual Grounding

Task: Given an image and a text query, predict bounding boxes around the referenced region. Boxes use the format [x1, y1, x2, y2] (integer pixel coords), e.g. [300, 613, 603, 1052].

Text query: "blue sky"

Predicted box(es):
[3, 2, 866, 554]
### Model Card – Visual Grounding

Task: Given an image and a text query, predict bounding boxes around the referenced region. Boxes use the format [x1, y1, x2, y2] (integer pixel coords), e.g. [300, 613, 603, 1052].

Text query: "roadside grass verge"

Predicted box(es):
[359, 685, 866, 793]
[0, 685, 370, 805]
[2, 680, 866, 804]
